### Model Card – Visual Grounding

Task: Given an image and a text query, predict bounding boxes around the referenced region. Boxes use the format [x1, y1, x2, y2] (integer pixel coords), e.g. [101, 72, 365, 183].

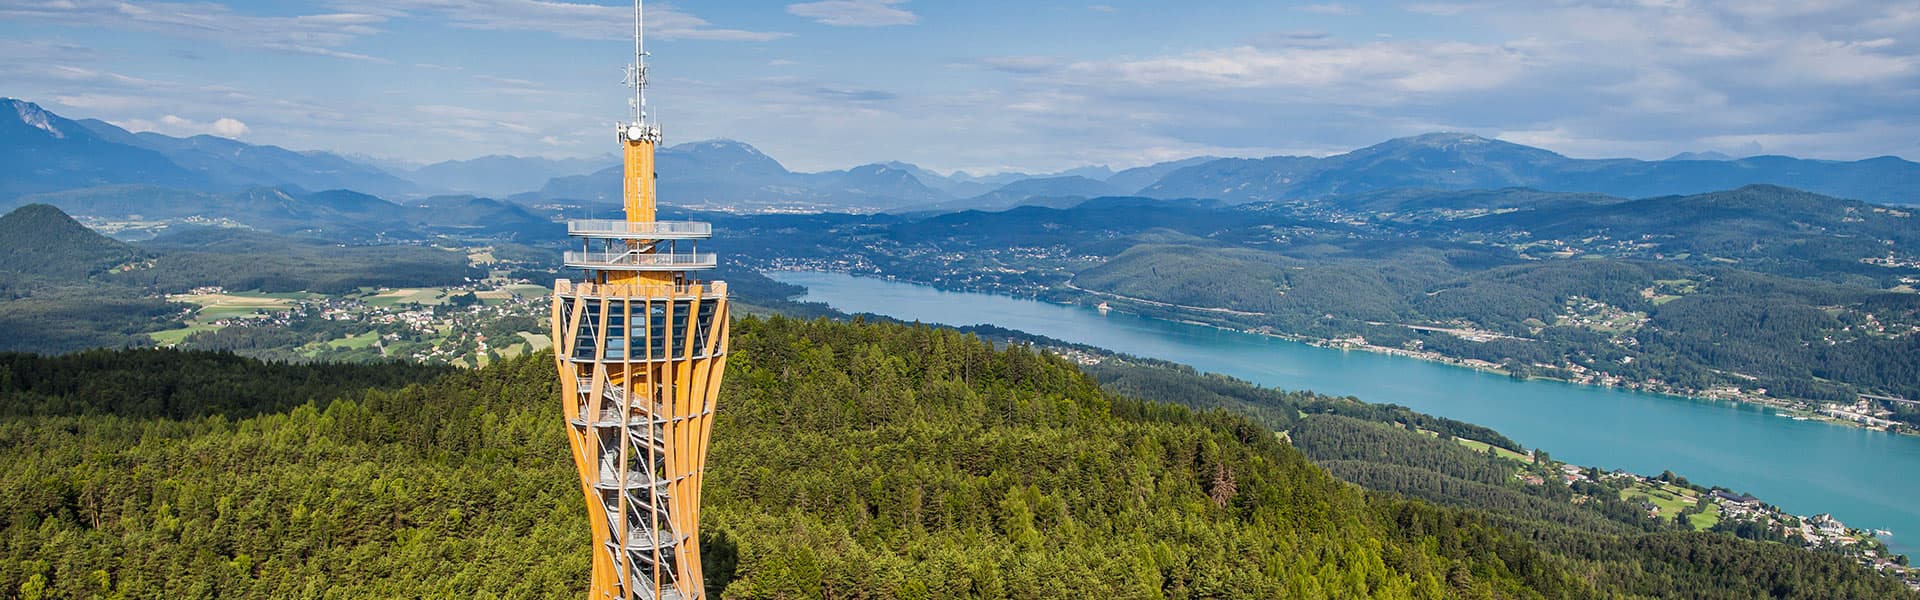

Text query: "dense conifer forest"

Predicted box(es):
[2, 316, 1910, 598]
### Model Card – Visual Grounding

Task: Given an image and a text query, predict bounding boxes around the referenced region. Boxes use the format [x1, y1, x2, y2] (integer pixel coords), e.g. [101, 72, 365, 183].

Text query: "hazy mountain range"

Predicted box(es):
[1138, 132, 1920, 206]
[8, 185, 550, 243]
[7, 98, 1920, 216]
[401, 153, 612, 197]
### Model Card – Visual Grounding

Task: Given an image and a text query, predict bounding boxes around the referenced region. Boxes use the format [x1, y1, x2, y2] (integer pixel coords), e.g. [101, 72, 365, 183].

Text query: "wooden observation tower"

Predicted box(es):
[551, 1, 728, 597]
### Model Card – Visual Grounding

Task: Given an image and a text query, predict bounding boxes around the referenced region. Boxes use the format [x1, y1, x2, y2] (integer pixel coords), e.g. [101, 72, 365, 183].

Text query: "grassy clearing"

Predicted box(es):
[364, 288, 450, 307]
[149, 323, 223, 345]
[329, 331, 381, 350]
[495, 342, 527, 360]
[468, 248, 497, 267]
[1445, 434, 1531, 462]
[502, 284, 551, 298]
[1618, 480, 1719, 530]
[170, 293, 294, 319]
[517, 331, 552, 352]
[233, 291, 324, 300]
[1690, 504, 1723, 530]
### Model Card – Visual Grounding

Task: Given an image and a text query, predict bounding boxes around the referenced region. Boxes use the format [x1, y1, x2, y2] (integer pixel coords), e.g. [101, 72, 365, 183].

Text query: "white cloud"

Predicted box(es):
[1402, 3, 1488, 16]
[1245, 30, 1339, 49]
[49, 93, 150, 111]
[114, 114, 249, 138]
[0, 0, 390, 61]
[475, 75, 539, 87]
[1293, 3, 1357, 15]
[339, 0, 787, 42]
[210, 117, 249, 137]
[787, 0, 919, 27]
[976, 55, 1067, 74]
[1063, 41, 1528, 97]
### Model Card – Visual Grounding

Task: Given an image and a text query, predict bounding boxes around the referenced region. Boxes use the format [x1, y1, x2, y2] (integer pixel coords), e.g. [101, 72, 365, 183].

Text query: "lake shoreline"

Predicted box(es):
[786, 268, 1912, 438]
[1146, 305, 1915, 438]
[770, 269, 1920, 558]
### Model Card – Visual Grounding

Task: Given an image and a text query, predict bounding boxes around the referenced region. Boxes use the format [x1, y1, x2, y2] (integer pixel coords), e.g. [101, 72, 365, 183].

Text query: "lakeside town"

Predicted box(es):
[1563, 465, 1915, 589]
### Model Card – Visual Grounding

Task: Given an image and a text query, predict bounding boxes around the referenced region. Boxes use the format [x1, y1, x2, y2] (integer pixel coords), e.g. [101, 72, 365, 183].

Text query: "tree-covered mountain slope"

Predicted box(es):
[4, 316, 1911, 598]
[0, 204, 179, 353]
[1091, 359, 1914, 598]
[0, 203, 145, 283]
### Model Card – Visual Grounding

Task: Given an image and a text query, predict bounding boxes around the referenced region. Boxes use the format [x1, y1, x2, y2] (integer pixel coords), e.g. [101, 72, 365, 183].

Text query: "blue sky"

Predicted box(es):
[2, 0, 1916, 174]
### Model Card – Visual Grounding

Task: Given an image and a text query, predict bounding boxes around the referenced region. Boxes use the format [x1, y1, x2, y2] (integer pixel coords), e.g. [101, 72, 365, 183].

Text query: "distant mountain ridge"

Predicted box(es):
[402, 154, 610, 198]
[1142, 132, 1920, 206]
[5, 185, 552, 243]
[0, 99, 206, 197]
[9, 99, 1919, 211]
[525, 133, 1920, 211]
[72, 119, 418, 198]
[1, 98, 421, 198]
[523, 140, 1114, 212]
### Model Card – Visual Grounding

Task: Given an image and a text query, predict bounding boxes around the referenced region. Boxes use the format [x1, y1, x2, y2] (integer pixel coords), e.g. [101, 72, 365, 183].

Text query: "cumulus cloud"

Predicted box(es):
[210, 117, 249, 137]
[115, 114, 249, 138]
[787, 0, 919, 27]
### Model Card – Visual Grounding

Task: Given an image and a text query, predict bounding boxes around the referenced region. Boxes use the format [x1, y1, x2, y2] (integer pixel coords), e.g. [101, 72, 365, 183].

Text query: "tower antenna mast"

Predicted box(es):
[631, 0, 649, 129]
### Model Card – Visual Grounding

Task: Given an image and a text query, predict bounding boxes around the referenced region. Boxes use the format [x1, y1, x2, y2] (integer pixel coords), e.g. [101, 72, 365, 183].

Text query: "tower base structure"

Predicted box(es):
[553, 279, 729, 600]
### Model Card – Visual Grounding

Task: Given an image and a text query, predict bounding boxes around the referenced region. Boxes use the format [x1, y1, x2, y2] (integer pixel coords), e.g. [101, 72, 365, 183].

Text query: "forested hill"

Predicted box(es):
[4, 316, 1911, 598]
[0, 203, 144, 283]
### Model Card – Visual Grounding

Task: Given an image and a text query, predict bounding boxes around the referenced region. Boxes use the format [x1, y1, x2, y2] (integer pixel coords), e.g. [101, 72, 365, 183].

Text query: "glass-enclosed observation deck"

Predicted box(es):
[568, 219, 712, 240]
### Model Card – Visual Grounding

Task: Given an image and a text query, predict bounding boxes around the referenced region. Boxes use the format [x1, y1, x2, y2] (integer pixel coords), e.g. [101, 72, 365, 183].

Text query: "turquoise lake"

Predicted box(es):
[771, 270, 1919, 553]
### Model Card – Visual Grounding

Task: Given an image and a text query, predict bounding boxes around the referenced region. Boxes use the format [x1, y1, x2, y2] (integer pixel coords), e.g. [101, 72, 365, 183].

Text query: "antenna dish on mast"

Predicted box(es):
[619, 0, 662, 144]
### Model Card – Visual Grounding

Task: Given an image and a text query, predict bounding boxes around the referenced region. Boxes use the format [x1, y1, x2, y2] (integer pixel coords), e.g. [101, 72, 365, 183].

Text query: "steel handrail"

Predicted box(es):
[563, 251, 717, 270]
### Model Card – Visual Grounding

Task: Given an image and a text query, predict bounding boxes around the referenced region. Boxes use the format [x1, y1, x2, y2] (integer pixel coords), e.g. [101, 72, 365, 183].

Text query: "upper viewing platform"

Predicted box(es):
[564, 250, 716, 271]
[568, 219, 712, 240]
